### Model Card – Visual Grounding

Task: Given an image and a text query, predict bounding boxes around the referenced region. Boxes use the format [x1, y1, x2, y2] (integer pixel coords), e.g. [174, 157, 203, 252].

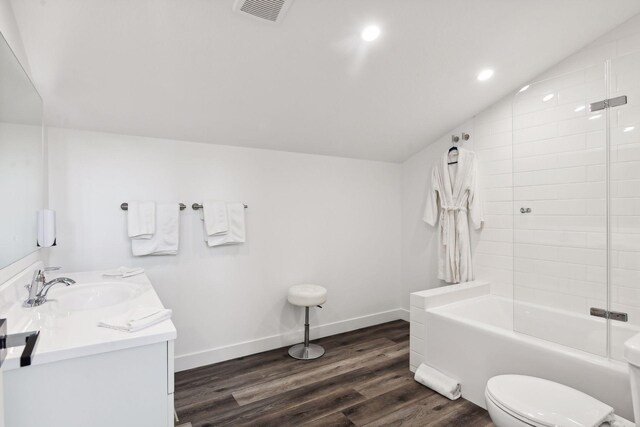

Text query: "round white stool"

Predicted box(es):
[287, 284, 327, 360]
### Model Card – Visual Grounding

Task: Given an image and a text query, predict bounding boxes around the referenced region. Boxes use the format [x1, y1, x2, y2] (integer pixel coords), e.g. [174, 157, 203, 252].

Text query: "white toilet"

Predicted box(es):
[485, 333, 640, 427]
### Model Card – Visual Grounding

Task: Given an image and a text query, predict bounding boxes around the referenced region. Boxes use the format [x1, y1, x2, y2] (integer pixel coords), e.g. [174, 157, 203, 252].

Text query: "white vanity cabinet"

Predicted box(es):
[0, 269, 177, 427]
[4, 340, 175, 427]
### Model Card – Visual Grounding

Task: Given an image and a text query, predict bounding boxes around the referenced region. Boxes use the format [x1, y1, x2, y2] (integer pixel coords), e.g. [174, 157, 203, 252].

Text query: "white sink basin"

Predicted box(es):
[48, 282, 141, 311]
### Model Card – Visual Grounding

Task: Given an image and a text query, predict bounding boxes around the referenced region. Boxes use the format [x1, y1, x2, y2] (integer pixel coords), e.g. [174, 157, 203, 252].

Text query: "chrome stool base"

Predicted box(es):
[288, 343, 325, 360]
[288, 305, 325, 360]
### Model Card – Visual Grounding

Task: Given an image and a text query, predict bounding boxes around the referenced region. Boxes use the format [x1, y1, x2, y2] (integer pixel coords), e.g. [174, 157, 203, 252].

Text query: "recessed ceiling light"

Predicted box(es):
[477, 69, 494, 81]
[624, 126, 635, 132]
[575, 105, 586, 112]
[589, 114, 602, 120]
[518, 85, 530, 93]
[361, 25, 381, 42]
[543, 94, 554, 102]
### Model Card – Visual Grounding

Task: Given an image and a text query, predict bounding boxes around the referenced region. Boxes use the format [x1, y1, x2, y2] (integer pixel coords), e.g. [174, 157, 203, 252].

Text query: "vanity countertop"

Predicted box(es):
[2, 270, 176, 371]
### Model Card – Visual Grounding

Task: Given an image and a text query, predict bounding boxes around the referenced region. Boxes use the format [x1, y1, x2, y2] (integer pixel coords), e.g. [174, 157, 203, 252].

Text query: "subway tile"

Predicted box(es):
[485, 201, 512, 215]
[475, 131, 512, 150]
[558, 114, 606, 137]
[410, 308, 426, 325]
[475, 253, 513, 270]
[482, 173, 513, 189]
[515, 257, 588, 281]
[586, 199, 607, 216]
[515, 215, 605, 233]
[612, 250, 640, 270]
[482, 214, 513, 229]
[514, 133, 585, 158]
[587, 265, 608, 284]
[480, 159, 512, 175]
[611, 127, 640, 148]
[479, 228, 513, 243]
[587, 232, 606, 249]
[476, 240, 513, 257]
[555, 182, 606, 199]
[612, 232, 640, 252]
[612, 215, 640, 234]
[611, 198, 640, 216]
[611, 180, 640, 198]
[587, 164, 606, 182]
[612, 162, 640, 180]
[483, 187, 513, 201]
[515, 229, 587, 247]
[514, 166, 587, 186]
[513, 122, 558, 143]
[476, 145, 512, 162]
[527, 199, 588, 216]
[514, 185, 558, 201]
[586, 130, 606, 148]
[613, 268, 640, 287]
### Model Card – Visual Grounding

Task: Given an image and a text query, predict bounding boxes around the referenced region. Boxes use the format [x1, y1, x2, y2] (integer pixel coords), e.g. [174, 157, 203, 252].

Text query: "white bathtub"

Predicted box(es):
[410, 281, 635, 421]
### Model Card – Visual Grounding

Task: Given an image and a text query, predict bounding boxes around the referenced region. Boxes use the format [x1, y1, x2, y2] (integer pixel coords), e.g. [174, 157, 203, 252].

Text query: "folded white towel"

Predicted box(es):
[205, 202, 246, 247]
[127, 201, 156, 239]
[98, 307, 172, 332]
[200, 201, 229, 236]
[414, 363, 461, 400]
[103, 267, 145, 278]
[132, 203, 180, 256]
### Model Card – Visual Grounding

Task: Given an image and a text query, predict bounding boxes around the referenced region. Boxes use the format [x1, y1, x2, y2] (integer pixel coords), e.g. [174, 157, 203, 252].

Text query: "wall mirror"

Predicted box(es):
[0, 31, 44, 269]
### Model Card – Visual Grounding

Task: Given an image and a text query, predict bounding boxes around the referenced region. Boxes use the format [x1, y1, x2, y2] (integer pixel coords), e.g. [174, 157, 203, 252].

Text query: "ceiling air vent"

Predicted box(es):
[233, 0, 294, 24]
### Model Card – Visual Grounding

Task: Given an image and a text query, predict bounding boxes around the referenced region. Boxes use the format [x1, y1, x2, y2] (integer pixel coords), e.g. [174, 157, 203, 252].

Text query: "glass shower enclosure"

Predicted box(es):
[512, 51, 640, 361]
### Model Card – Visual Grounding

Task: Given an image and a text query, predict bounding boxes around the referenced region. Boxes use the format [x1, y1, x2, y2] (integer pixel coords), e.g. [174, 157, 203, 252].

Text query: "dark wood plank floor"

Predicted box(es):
[175, 320, 493, 426]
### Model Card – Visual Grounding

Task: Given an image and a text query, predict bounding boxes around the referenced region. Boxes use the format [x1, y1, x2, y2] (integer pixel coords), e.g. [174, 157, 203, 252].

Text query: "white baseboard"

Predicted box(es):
[175, 308, 408, 372]
[397, 308, 409, 321]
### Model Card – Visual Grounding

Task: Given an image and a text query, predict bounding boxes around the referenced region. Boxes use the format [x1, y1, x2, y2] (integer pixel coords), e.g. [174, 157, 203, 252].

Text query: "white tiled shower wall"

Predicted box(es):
[509, 62, 609, 317]
[403, 14, 640, 330]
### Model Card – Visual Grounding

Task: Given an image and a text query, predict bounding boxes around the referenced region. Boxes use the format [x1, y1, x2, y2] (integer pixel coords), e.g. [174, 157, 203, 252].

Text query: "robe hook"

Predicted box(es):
[451, 135, 460, 144]
[461, 133, 470, 141]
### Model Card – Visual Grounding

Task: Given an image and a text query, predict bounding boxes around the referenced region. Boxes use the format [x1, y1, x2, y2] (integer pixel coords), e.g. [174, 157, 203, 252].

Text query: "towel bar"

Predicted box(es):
[192, 203, 248, 210]
[120, 203, 186, 211]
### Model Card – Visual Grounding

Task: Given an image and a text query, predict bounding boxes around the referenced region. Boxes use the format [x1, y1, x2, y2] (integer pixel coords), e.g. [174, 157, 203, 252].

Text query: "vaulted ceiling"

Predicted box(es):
[10, 0, 640, 162]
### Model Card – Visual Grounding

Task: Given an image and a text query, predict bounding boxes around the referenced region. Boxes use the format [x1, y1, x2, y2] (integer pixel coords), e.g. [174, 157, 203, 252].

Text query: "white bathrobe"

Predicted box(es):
[424, 148, 483, 284]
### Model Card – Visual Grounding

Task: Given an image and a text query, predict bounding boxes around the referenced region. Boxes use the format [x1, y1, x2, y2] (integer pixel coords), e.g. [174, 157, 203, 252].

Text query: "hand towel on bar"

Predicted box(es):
[127, 201, 155, 239]
[132, 202, 180, 256]
[103, 267, 145, 278]
[205, 202, 246, 247]
[200, 201, 229, 236]
[414, 363, 461, 400]
[98, 307, 172, 332]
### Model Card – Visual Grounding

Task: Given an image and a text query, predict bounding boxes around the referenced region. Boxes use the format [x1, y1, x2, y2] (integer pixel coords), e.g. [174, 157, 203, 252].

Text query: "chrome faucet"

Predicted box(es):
[24, 267, 76, 307]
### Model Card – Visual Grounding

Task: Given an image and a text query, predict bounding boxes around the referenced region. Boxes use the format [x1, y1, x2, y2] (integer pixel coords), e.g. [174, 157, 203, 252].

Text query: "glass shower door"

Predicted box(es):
[512, 63, 609, 356]
[609, 51, 640, 361]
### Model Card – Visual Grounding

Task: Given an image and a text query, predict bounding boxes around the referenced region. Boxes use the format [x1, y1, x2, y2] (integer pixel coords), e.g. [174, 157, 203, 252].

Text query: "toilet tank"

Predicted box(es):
[624, 333, 640, 422]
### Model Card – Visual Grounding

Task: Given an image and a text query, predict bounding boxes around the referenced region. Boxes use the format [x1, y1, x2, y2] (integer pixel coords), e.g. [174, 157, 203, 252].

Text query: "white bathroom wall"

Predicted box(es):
[401, 13, 640, 312]
[47, 128, 403, 370]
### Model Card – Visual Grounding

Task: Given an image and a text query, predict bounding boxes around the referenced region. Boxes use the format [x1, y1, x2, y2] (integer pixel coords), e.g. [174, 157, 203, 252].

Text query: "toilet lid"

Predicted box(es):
[486, 375, 614, 427]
